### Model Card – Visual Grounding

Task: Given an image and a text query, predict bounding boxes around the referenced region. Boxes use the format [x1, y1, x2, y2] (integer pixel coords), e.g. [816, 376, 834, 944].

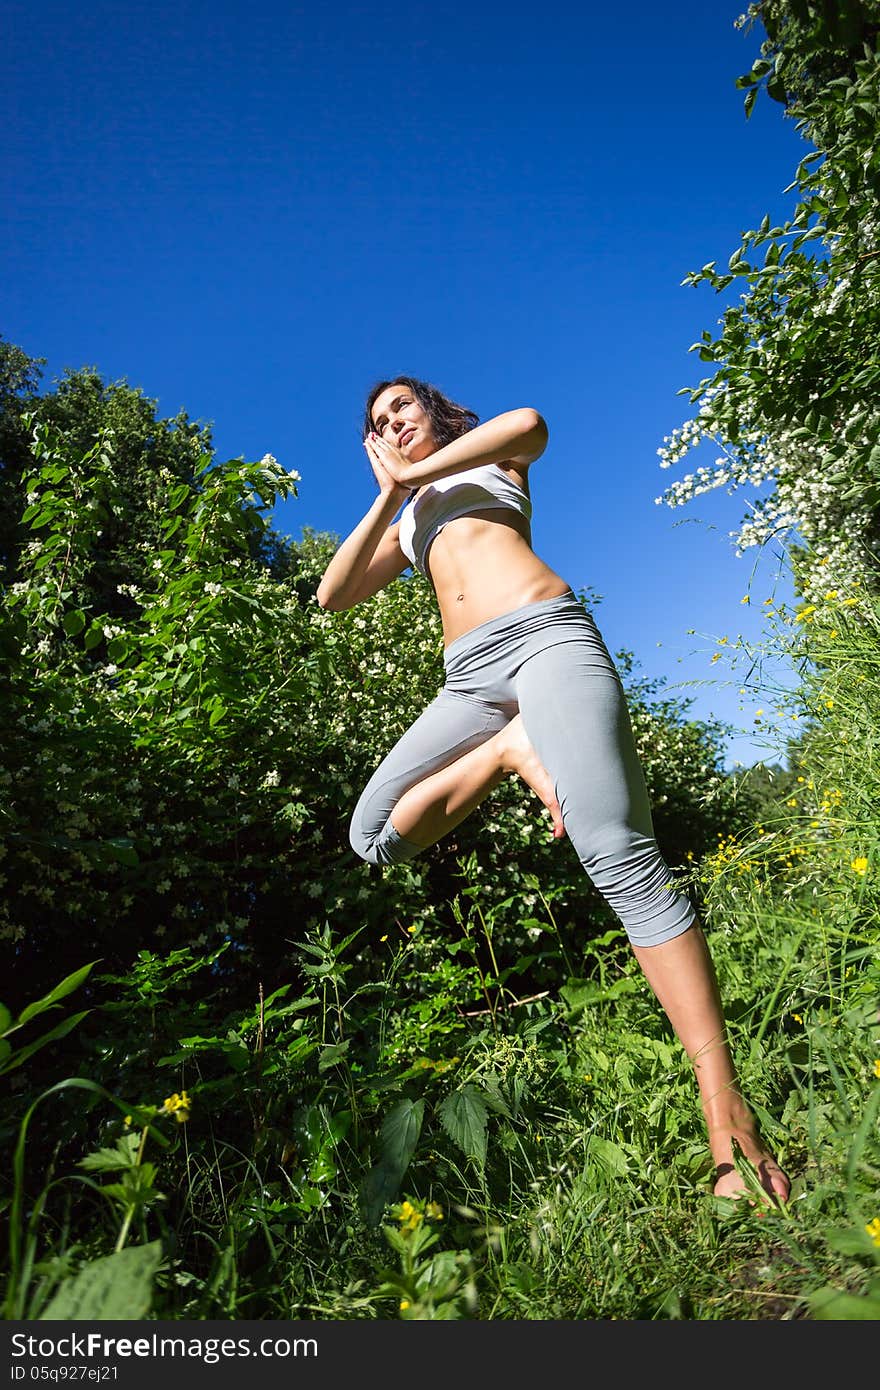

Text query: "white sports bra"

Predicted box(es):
[397, 463, 532, 575]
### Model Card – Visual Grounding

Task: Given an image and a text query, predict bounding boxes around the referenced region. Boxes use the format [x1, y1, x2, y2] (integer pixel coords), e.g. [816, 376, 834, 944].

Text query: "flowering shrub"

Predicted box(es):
[656, 2, 880, 605]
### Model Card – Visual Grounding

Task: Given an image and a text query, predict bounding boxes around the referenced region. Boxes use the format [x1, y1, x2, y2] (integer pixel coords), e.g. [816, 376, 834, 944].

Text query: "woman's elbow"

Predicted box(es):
[316, 583, 348, 611]
[513, 408, 549, 458]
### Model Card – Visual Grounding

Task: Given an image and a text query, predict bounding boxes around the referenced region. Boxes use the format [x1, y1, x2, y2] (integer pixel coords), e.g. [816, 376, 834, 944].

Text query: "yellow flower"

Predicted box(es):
[397, 1200, 423, 1230]
[873, 1060, 880, 1080]
[379, 933, 388, 942]
[426, 1201, 444, 1220]
[797, 605, 817, 623]
[162, 1091, 192, 1122]
[851, 857, 869, 876]
[400, 1299, 411, 1311]
[824, 590, 838, 600]
[407, 925, 417, 934]
[793, 1013, 803, 1024]
[123, 1114, 132, 1128]
[711, 653, 721, 664]
[866, 1218, 880, 1248]
[740, 595, 750, 605]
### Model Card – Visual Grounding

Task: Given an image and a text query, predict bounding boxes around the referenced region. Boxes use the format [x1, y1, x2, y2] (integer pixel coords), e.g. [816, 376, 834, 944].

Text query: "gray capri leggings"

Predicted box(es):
[349, 590, 697, 948]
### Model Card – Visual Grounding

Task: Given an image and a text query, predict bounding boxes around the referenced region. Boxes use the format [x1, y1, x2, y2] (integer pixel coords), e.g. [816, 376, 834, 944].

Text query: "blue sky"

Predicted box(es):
[3, 0, 810, 769]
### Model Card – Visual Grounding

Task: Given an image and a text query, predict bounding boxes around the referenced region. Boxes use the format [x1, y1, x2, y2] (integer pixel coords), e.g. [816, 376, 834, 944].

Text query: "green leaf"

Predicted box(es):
[62, 610, 86, 636]
[105, 838, 139, 867]
[380, 1097, 425, 1172]
[560, 976, 640, 1018]
[0, 1003, 11, 1034]
[208, 700, 227, 727]
[0, 1012, 91, 1075]
[825, 1227, 880, 1257]
[16, 961, 99, 1027]
[78, 1134, 141, 1172]
[808, 1286, 880, 1320]
[83, 624, 104, 651]
[359, 1098, 425, 1227]
[587, 1135, 631, 1179]
[317, 1040, 350, 1072]
[106, 636, 129, 662]
[38, 1241, 163, 1320]
[438, 1085, 488, 1169]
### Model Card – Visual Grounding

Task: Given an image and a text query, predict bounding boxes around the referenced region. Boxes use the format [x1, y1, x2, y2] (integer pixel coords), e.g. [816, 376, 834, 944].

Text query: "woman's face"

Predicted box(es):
[369, 384, 437, 462]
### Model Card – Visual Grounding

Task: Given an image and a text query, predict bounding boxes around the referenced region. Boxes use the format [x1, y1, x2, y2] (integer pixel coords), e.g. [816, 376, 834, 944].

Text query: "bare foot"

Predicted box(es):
[709, 1121, 790, 1204]
[500, 715, 566, 840]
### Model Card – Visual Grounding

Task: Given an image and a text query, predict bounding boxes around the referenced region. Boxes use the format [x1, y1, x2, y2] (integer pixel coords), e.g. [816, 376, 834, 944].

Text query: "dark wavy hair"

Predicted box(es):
[362, 375, 480, 451]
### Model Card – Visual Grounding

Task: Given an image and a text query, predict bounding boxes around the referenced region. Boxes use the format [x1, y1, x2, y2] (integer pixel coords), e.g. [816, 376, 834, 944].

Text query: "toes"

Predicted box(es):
[758, 1160, 790, 1200]
[713, 1157, 790, 1204]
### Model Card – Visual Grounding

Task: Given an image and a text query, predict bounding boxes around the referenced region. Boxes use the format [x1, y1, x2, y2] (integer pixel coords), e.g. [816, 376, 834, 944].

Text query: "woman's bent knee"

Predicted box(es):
[349, 818, 424, 866]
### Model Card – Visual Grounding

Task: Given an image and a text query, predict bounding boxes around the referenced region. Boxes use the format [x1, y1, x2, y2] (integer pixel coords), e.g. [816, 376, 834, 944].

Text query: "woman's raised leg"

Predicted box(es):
[350, 691, 565, 864]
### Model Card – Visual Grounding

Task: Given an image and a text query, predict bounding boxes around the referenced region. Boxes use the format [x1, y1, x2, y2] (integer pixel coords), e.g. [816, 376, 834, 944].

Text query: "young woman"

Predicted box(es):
[317, 375, 790, 1203]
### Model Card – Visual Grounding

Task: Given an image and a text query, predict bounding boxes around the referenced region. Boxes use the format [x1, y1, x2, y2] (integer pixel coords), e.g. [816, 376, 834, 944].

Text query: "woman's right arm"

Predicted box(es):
[316, 485, 411, 611]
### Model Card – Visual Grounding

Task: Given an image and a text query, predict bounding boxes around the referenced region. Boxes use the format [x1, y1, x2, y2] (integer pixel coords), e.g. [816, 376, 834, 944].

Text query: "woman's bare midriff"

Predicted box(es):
[424, 509, 572, 646]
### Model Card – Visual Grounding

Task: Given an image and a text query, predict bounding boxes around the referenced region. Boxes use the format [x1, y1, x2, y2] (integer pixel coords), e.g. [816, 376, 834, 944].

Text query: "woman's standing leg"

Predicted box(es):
[629, 926, 789, 1199]
[513, 640, 790, 1201]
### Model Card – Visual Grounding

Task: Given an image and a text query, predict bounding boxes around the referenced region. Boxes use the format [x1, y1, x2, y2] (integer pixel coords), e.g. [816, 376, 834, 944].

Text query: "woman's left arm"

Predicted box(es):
[366, 408, 549, 489]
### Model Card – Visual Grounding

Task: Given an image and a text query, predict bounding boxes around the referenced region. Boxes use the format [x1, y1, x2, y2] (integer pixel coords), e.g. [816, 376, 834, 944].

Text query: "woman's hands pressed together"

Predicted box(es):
[364, 431, 411, 492]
